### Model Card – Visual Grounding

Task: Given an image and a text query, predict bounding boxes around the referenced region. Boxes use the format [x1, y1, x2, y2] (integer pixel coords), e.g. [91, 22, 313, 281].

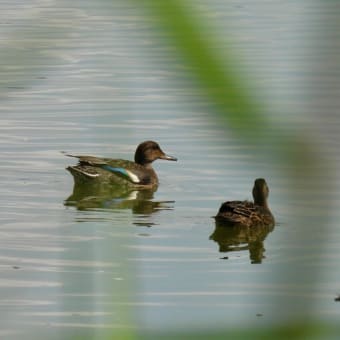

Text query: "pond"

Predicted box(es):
[1, 0, 340, 339]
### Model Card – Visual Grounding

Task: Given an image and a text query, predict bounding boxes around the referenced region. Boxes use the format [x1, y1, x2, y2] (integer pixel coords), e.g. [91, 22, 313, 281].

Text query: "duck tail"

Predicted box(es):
[66, 166, 100, 180]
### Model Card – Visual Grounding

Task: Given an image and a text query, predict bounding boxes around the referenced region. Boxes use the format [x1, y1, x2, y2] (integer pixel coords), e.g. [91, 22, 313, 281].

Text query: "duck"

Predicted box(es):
[215, 178, 274, 227]
[66, 140, 177, 188]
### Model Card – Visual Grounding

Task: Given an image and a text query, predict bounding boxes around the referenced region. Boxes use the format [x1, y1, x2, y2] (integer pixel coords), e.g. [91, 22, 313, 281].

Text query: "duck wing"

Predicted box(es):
[216, 200, 274, 227]
[101, 159, 153, 184]
[67, 156, 153, 185]
[66, 154, 107, 166]
[215, 200, 256, 225]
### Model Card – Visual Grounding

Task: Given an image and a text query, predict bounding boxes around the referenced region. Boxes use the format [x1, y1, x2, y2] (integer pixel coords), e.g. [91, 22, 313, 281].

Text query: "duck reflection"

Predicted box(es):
[210, 221, 274, 264]
[64, 182, 174, 225]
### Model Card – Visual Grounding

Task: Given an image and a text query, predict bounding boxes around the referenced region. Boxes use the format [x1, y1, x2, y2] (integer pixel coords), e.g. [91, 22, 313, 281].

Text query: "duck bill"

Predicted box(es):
[160, 153, 177, 161]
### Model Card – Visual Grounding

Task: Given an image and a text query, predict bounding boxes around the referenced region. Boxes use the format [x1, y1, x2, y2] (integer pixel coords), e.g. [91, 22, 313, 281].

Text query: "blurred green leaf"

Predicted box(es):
[136, 1, 270, 136]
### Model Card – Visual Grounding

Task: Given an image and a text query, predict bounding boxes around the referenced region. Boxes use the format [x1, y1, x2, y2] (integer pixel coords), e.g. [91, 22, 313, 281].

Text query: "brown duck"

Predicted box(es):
[66, 141, 177, 189]
[215, 178, 275, 227]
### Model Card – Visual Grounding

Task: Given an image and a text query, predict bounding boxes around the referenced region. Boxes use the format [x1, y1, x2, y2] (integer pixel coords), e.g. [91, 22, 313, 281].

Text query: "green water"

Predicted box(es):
[1, 0, 340, 339]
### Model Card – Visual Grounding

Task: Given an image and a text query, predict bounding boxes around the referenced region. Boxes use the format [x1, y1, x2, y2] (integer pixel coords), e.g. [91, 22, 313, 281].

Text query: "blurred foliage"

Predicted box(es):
[139, 322, 339, 340]
[133, 1, 332, 183]
[137, 1, 269, 136]
[124, 1, 336, 340]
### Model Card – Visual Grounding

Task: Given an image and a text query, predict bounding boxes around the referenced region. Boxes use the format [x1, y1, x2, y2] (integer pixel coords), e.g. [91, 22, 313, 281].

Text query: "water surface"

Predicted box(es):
[1, 0, 340, 338]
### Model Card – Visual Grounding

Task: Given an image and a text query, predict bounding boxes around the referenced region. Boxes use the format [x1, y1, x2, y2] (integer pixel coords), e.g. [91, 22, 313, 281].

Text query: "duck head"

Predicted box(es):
[134, 141, 177, 165]
[252, 178, 269, 207]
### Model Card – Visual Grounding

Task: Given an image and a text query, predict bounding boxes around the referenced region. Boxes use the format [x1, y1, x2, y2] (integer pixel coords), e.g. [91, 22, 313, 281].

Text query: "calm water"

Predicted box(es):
[1, 0, 340, 339]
